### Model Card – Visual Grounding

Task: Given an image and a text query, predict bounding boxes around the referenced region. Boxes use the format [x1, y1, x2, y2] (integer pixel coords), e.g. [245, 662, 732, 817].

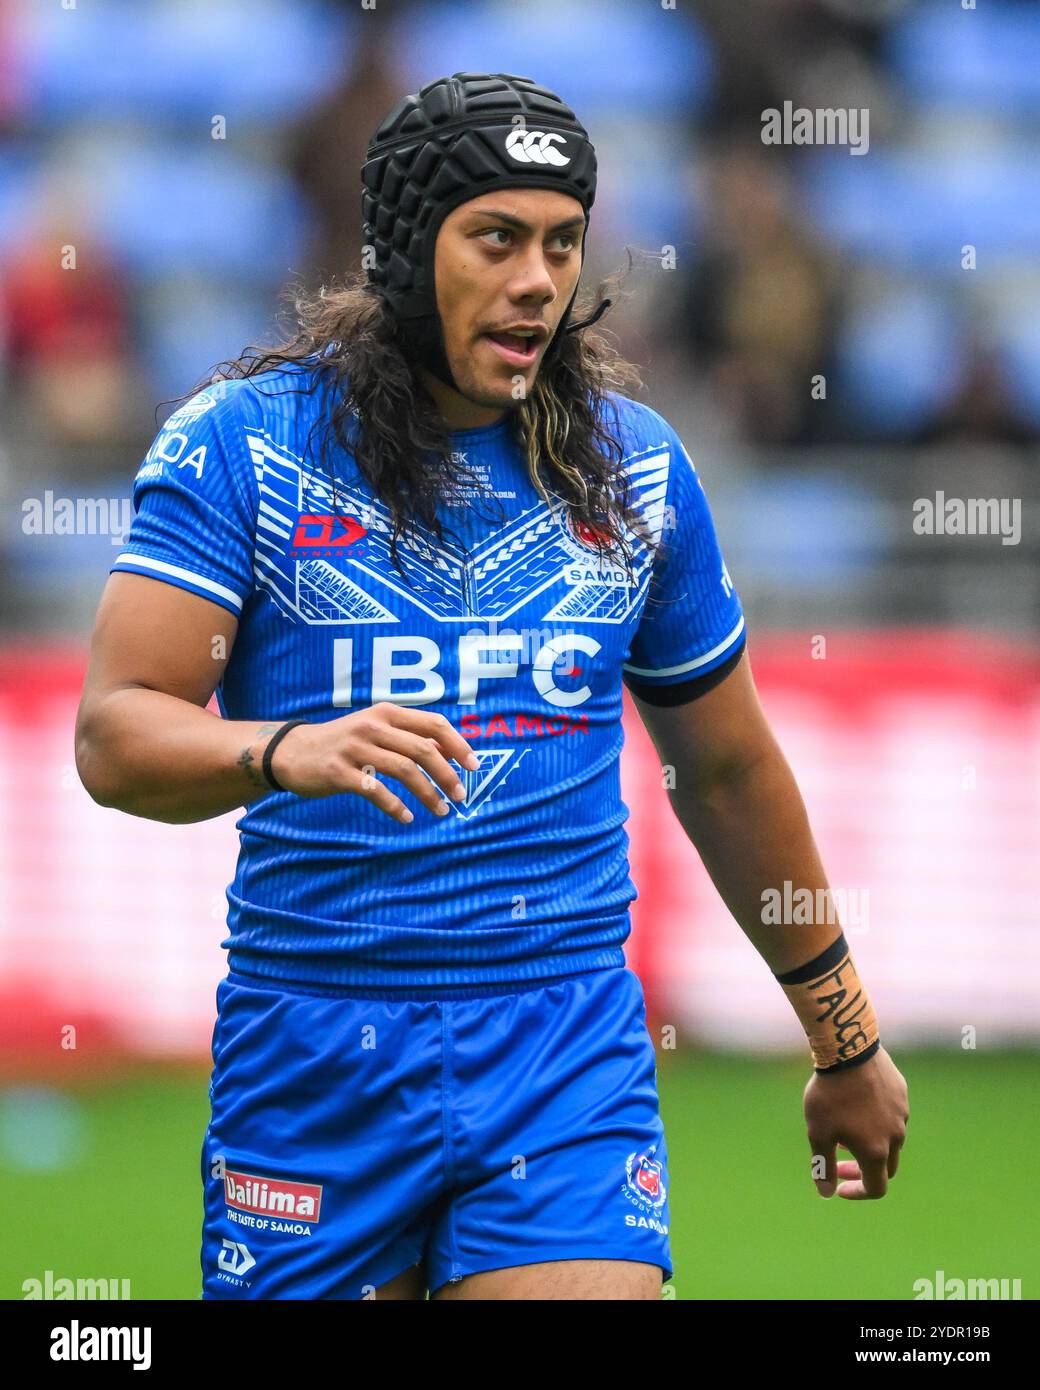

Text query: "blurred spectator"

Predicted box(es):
[1, 228, 136, 452]
[287, 19, 411, 288]
[914, 346, 1038, 447]
[695, 0, 899, 141]
[0, 0, 22, 133]
[668, 141, 840, 445]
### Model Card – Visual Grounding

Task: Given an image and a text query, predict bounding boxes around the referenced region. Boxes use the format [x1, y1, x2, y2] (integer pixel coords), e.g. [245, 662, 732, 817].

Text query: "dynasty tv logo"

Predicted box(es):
[291, 513, 367, 555]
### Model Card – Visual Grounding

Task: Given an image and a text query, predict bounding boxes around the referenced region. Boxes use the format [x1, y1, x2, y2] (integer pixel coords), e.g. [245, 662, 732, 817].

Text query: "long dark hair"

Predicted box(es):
[177, 261, 657, 580]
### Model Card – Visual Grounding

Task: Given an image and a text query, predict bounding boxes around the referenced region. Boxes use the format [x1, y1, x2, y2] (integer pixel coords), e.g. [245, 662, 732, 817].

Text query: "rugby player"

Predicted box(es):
[75, 73, 909, 1301]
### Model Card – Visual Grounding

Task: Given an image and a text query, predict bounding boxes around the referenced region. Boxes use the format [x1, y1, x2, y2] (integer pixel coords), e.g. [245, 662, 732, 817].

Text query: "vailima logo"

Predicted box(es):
[504, 129, 570, 166]
[223, 1167, 323, 1222]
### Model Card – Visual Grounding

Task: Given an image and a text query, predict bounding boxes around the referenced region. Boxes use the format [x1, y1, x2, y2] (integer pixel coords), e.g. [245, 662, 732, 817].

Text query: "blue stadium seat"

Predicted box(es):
[886, 0, 1040, 115]
[388, 0, 716, 120]
[21, 0, 352, 125]
[0, 146, 38, 256]
[736, 474, 892, 583]
[801, 147, 1040, 271]
[997, 301, 1040, 428]
[831, 281, 965, 435]
[137, 279, 278, 401]
[88, 143, 307, 279]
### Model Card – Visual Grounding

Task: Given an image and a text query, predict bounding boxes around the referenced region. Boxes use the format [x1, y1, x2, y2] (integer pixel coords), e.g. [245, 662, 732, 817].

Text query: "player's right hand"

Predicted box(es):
[803, 1044, 909, 1200]
[260, 705, 479, 823]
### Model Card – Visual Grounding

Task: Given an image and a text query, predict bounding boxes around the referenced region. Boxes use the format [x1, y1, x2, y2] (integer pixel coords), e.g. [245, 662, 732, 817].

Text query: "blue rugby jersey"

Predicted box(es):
[110, 364, 746, 989]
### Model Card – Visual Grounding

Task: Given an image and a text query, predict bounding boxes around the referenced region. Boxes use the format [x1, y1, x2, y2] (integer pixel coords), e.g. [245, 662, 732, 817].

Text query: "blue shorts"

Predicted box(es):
[200, 964, 672, 1298]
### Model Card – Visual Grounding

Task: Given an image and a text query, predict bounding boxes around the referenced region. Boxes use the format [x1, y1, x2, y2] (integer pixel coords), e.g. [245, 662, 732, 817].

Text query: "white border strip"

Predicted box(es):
[111, 553, 243, 612]
[623, 615, 745, 679]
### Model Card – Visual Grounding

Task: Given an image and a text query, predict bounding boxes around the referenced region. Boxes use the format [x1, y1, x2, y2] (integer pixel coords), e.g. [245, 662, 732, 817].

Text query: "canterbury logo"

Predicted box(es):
[504, 129, 570, 166]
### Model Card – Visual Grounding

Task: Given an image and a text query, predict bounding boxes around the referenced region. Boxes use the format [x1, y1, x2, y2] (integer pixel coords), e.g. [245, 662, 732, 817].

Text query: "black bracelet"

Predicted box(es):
[261, 720, 308, 792]
[814, 1037, 882, 1076]
[773, 931, 849, 984]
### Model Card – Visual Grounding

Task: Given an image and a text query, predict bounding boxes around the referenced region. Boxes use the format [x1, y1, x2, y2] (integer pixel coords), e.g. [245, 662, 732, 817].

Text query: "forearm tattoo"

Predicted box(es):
[238, 722, 283, 790]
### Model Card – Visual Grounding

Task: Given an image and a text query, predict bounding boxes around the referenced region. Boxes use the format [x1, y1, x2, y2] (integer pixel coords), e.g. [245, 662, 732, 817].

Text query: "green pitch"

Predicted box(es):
[2, 1050, 1035, 1300]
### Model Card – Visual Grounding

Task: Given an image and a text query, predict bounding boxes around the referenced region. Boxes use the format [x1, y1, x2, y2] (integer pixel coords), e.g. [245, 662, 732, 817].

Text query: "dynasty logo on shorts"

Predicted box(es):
[222, 1166, 323, 1232]
[622, 1147, 669, 1234]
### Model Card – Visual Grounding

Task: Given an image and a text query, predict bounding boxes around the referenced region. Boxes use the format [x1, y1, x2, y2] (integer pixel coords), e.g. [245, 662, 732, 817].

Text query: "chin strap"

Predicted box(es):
[564, 297, 613, 333]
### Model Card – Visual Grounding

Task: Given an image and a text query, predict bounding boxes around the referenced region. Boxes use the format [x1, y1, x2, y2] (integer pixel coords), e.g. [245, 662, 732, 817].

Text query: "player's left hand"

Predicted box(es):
[803, 1045, 909, 1199]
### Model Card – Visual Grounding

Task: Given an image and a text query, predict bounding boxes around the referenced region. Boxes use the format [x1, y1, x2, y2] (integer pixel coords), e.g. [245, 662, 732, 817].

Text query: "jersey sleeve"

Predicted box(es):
[622, 411, 747, 706]
[109, 380, 260, 617]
